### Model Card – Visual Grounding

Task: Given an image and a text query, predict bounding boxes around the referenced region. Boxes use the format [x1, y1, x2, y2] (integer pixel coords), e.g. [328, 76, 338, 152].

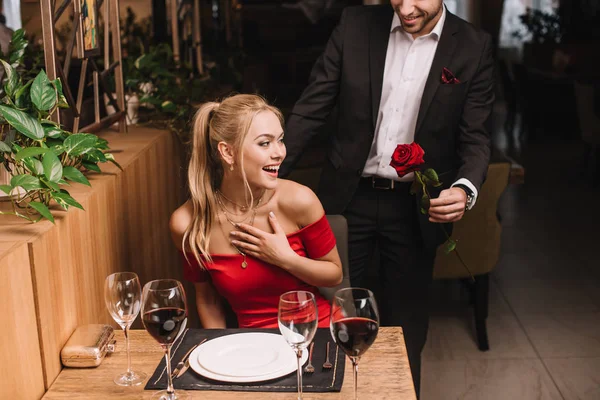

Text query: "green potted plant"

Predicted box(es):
[0, 29, 121, 223]
[513, 7, 563, 69]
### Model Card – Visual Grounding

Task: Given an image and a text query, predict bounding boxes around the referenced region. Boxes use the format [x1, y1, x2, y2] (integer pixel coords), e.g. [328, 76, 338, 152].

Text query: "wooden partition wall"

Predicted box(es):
[0, 127, 189, 398]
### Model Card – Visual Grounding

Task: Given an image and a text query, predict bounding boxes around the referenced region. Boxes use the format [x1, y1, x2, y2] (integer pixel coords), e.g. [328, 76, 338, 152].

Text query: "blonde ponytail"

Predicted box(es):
[182, 94, 284, 268]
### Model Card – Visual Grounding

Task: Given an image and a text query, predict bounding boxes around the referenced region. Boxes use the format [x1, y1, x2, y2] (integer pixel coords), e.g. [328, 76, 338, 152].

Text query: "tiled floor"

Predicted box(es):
[421, 104, 600, 399]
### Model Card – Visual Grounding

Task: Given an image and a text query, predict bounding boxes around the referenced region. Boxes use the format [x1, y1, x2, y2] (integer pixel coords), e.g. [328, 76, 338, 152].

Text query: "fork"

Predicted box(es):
[322, 342, 333, 369]
[303, 342, 315, 373]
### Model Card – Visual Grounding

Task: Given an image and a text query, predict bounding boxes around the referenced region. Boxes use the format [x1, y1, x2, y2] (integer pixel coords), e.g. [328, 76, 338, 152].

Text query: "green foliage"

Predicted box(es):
[0, 29, 121, 223]
[513, 8, 563, 44]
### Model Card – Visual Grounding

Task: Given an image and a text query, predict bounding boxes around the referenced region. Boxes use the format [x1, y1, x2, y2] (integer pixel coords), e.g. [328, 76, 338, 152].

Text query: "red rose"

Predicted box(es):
[389, 142, 425, 178]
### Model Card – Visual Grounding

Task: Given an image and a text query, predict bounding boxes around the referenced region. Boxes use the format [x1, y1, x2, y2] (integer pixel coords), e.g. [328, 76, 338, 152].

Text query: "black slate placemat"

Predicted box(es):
[144, 328, 345, 392]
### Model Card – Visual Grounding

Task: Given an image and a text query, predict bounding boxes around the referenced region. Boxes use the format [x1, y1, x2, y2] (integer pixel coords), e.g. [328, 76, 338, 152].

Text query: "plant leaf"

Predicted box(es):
[0, 59, 18, 97]
[0, 140, 10, 153]
[63, 133, 98, 156]
[0, 105, 45, 140]
[161, 100, 177, 113]
[63, 166, 91, 186]
[15, 146, 50, 160]
[52, 192, 84, 210]
[0, 184, 12, 195]
[22, 158, 44, 175]
[14, 80, 33, 109]
[82, 161, 101, 173]
[43, 125, 64, 139]
[84, 149, 107, 162]
[31, 70, 57, 111]
[51, 144, 66, 156]
[29, 201, 55, 223]
[11, 174, 43, 190]
[41, 177, 61, 192]
[444, 238, 457, 254]
[42, 151, 63, 182]
[103, 153, 123, 170]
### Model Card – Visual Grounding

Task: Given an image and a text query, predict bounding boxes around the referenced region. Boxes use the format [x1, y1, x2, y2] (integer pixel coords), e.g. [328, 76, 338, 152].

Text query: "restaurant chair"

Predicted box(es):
[432, 161, 511, 351]
[319, 215, 351, 301]
[573, 81, 600, 185]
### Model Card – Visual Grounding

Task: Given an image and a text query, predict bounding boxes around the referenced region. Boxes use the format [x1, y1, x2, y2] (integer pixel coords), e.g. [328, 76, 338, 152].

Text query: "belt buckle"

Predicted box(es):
[372, 178, 394, 190]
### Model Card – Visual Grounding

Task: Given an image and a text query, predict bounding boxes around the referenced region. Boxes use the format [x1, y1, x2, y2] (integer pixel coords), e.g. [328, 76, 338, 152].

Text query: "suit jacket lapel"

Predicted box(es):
[415, 12, 460, 137]
[369, 8, 394, 131]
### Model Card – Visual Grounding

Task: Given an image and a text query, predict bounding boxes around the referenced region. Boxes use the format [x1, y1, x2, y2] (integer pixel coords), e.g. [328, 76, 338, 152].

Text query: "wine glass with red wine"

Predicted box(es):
[330, 287, 379, 400]
[141, 279, 189, 400]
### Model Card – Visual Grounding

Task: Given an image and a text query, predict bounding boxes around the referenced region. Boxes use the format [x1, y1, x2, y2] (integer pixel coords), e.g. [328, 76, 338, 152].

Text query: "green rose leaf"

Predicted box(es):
[0, 105, 45, 140]
[31, 70, 57, 111]
[444, 238, 457, 254]
[420, 194, 430, 212]
[15, 146, 50, 161]
[22, 158, 44, 175]
[82, 161, 101, 173]
[0, 59, 18, 97]
[29, 201, 55, 224]
[0, 140, 11, 153]
[52, 192, 84, 210]
[63, 166, 91, 186]
[0, 184, 13, 195]
[409, 179, 421, 196]
[11, 174, 43, 190]
[42, 151, 63, 182]
[104, 153, 123, 170]
[64, 133, 98, 156]
[423, 168, 441, 185]
[420, 207, 427, 215]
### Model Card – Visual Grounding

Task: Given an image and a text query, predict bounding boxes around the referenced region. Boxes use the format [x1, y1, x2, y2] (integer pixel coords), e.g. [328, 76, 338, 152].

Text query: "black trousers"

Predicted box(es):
[343, 179, 435, 398]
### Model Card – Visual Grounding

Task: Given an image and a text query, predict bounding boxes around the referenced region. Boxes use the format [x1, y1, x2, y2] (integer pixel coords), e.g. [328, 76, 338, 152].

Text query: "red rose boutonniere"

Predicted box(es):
[390, 142, 473, 280]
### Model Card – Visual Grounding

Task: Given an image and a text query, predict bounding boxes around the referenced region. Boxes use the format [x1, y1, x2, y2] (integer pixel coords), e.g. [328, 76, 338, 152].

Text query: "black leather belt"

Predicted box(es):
[359, 177, 412, 191]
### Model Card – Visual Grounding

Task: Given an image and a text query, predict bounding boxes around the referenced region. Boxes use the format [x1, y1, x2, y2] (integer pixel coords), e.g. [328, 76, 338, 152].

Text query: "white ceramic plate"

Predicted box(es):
[188, 332, 308, 383]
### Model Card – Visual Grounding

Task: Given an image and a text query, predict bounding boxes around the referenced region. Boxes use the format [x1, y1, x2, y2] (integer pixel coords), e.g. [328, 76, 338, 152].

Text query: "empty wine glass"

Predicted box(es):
[278, 290, 318, 400]
[104, 272, 147, 386]
[141, 279, 189, 400]
[330, 288, 379, 400]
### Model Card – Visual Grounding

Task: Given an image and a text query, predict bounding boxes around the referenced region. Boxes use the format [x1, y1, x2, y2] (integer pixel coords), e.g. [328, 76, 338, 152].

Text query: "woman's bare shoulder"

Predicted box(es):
[169, 200, 193, 250]
[276, 179, 324, 227]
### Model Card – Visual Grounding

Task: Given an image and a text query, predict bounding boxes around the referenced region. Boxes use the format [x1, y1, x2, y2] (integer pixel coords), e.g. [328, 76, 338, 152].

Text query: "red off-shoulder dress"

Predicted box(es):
[183, 215, 336, 328]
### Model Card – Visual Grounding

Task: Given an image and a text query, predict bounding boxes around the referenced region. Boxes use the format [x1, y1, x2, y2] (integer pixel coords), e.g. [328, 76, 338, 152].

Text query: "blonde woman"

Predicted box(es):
[169, 94, 343, 328]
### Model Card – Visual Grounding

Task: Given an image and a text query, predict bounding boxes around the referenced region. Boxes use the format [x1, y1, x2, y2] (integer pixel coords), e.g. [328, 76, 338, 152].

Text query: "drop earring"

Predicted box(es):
[230, 163, 234, 171]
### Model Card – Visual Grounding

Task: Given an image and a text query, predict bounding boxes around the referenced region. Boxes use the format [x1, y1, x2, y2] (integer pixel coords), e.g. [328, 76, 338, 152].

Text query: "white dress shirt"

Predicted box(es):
[362, 6, 479, 207]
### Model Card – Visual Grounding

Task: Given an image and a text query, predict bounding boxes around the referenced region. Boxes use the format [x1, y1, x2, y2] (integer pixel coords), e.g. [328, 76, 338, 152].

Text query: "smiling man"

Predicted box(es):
[280, 0, 495, 396]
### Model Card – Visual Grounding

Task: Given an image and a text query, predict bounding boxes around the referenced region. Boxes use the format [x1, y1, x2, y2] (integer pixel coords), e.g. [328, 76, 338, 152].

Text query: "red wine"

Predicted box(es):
[332, 317, 378, 358]
[142, 307, 187, 345]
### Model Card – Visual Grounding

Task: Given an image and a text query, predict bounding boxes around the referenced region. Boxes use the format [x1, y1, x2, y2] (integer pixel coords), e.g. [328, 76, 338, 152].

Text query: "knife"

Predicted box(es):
[171, 338, 207, 379]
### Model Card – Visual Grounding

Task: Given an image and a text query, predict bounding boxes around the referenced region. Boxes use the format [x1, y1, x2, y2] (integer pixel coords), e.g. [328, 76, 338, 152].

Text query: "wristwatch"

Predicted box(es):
[454, 184, 475, 211]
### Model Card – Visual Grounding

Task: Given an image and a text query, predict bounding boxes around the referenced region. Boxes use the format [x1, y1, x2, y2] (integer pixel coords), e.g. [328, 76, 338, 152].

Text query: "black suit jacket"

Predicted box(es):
[281, 6, 494, 248]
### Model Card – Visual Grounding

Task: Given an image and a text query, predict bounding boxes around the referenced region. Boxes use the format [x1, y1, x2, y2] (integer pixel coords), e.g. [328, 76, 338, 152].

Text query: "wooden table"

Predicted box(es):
[43, 328, 416, 399]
